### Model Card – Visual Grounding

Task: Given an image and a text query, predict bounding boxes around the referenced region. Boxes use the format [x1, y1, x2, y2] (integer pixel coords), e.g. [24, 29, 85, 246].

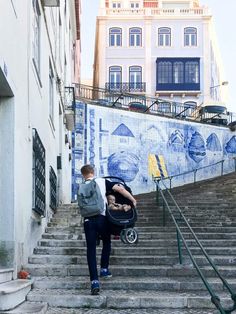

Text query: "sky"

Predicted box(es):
[81, 0, 236, 113]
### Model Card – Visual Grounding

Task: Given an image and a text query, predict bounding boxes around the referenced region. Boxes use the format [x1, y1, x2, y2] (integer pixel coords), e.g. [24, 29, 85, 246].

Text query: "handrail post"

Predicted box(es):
[155, 178, 161, 205]
[163, 202, 166, 227]
[221, 160, 224, 176]
[155, 180, 159, 205]
[193, 169, 197, 183]
[169, 177, 172, 190]
[234, 157, 236, 172]
[176, 229, 182, 264]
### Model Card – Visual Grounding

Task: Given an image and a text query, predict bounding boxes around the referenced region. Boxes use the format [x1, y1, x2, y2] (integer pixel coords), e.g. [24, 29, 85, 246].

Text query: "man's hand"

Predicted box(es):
[113, 183, 137, 208]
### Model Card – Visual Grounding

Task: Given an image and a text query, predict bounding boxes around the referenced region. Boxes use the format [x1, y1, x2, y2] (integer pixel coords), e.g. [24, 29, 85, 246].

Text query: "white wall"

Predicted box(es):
[0, 0, 79, 271]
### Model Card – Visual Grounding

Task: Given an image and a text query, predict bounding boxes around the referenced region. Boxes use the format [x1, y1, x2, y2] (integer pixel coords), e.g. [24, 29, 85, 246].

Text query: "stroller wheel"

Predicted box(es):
[124, 228, 138, 244]
[120, 229, 128, 244]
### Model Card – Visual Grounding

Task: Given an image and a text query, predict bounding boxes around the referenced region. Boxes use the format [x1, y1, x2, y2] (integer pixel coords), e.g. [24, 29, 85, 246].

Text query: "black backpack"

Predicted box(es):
[77, 179, 104, 218]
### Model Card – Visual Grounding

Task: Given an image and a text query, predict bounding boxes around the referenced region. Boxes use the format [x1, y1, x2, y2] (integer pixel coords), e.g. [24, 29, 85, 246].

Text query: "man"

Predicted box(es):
[80, 164, 136, 295]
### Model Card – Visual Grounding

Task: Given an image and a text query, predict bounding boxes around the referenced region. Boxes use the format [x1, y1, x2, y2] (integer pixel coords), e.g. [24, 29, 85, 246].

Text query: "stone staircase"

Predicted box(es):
[9, 172, 236, 313]
[0, 268, 40, 313]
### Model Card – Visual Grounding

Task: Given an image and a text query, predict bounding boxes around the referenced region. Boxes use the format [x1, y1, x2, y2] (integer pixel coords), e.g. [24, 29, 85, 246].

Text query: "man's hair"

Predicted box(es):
[81, 164, 95, 176]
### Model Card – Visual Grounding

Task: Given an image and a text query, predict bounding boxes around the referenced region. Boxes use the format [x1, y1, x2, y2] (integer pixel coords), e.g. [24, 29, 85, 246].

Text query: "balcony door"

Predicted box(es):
[129, 66, 142, 91]
[109, 66, 122, 90]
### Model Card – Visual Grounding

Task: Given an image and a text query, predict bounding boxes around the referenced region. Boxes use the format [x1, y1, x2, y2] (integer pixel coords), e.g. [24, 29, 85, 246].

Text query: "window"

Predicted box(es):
[156, 58, 200, 90]
[173, 62, 184, 83]
[131, 2, 140, 8]
[49, 61, 54, 122]
[129, 66, 142, 90]
[158, 62, 172, 83]
[49, 166, 57, 210]
[158, 101, 171, 113]
[58, 14, 62, 65]
[32, 0, 41, 72]
[184, 27, 197, 46]
[32, 129, 45, 216]
[185, 61, 199, 83]
[112, 2, 121, 8]
[129, 28, 142, 47]
[158, 27, 171, 46]
[109, 66, 122, 89]
[109, 28, 122, 46]
[184, 101, 197, 116]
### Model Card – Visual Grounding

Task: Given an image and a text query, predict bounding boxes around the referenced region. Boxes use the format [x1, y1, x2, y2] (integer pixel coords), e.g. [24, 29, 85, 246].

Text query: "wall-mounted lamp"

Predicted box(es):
[210, 81, 229, 89]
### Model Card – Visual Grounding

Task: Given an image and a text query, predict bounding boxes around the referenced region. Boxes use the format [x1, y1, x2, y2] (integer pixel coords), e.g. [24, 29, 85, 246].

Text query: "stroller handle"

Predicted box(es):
[103, 176, 126, 185]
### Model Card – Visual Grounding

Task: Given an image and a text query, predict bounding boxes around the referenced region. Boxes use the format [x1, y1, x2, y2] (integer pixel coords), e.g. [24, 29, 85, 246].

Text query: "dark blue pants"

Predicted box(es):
[83, 215, 111, 281]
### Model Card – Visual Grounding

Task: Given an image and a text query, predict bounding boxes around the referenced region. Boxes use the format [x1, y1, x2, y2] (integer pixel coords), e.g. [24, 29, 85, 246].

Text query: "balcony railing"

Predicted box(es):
[103, 7, 210, 16]
[105, 82, 146, 93]
[74, 84, 234, 126]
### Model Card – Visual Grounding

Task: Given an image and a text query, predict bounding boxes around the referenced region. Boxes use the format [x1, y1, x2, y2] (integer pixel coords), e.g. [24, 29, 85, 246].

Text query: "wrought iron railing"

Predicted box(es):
[105, 82, 146, 93]
[156, 159, 236, 190]
[32, 128, 46, 216]
[74, 83, 234, 126]
[154, 176, 236, 313]
[49, 166, 57, 211]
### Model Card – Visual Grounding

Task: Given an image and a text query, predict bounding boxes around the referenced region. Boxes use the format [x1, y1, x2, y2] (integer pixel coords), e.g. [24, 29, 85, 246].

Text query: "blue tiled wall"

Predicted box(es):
[72, 101, 236, 199]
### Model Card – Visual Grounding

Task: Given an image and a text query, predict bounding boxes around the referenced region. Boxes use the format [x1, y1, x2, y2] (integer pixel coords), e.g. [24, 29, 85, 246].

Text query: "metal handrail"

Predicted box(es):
[154, 177, 236, 313]
[153, 159, 236, 190]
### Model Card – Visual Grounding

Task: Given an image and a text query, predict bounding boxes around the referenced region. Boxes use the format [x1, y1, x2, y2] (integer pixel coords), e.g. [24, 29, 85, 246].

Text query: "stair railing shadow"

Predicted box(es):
[153, 176, 236, 314]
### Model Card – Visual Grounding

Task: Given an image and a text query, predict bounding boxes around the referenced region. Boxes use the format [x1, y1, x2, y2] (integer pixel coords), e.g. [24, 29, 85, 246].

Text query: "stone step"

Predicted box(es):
[44, 225, 236, 234]
[28, 254, 236, 267]
[0, 301, 48, 313]
[177, 223, 236, 228]
[33, 246, 236, 256]
[26, 288, 232, 310]
[0, 268, 13, 284]
[46, 308, 219, 314]
[38, 238, 236, 248]
[0, 279, 32, 311]
[28, 254, 181, 265]
[47, 221, 165, 227]
[128, 232, 236, 240]
[63, 230, 236, 239]
[32, 275, 236, 292]
[41, 230, 236, 241]
[25, 264, 236, 278]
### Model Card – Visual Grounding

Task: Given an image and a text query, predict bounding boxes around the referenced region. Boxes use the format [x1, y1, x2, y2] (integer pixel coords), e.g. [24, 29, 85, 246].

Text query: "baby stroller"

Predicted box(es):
[104, 176, 138, 244]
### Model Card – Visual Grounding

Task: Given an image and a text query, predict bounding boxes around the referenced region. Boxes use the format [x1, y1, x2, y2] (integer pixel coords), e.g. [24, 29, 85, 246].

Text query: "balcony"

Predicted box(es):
[103, 7, 210, 17]
[105, 82, 146, 93]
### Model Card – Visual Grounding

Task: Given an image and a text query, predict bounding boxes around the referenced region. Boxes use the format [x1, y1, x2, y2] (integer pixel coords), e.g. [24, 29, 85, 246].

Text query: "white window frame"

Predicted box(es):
[130, 2, 140, 8]
[112, 2, 121, 8]
[158, 27, 171, 47]
[129, 28, 142, 47]
[109, 28, 122, 47]
[109, 66, 122, 89]
[49, 61, 54, 123]
[184, 27, 197, 47]
[129, 66, 142, 90]
[32, 0, 41, 73]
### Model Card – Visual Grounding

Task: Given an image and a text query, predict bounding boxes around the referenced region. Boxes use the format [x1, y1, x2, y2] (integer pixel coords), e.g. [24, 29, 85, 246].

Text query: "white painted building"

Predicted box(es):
[0, 0, 80, 274]
[94, 0, 228, 109]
